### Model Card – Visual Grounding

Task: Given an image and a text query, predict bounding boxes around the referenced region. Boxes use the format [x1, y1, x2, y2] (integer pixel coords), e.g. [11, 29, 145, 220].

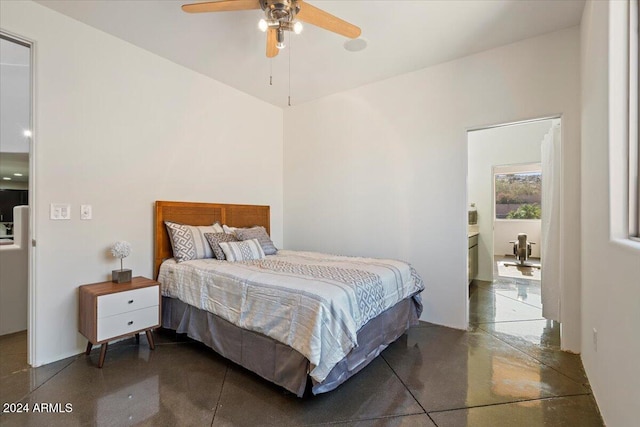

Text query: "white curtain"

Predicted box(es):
[541, 122, 562, 322]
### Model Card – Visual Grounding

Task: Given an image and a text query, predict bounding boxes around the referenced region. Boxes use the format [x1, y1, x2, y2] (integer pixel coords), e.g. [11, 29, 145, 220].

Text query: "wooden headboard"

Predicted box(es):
[154, 201, 270, 279]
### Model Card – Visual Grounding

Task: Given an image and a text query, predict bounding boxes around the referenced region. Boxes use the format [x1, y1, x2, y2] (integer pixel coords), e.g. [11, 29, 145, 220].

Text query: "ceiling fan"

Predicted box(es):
[182, 0, 361, 58]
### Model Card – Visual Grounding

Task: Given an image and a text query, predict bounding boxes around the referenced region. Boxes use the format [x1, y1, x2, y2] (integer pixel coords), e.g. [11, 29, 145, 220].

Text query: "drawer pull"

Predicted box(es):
[128, 300, 134, 304]
[127, 321, 134, 326]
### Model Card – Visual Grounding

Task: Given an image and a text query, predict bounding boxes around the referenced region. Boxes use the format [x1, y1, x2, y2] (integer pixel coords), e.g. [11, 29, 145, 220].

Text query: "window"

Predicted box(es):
[495, 171, 542, 220]
[630, 0, 640, 239]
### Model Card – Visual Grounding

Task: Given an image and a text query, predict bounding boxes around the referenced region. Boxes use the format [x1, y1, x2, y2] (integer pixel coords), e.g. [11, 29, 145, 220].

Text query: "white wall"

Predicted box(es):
[0, 1, 283, 365]
[580, 1, 640, 426]
[468, 122, 549, 280]
[284, 28, 582, 346]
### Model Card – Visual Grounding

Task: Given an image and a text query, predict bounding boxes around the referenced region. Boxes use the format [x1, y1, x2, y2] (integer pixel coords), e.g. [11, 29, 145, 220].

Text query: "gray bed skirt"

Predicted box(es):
[161, 295, 422, 397]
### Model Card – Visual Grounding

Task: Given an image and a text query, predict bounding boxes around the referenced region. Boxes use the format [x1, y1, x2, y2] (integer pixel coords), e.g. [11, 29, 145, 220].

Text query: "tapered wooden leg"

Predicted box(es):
[145, 330, 155, 350]
[98, 343, 108, 368]
[85, 341, 93, 355]
[135, 333, 140, 344]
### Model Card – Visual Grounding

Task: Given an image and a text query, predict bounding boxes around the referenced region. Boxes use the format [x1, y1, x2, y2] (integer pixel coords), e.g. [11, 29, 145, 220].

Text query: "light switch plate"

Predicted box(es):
[50, 203, 71, 220]
[80, 204, 92, 220]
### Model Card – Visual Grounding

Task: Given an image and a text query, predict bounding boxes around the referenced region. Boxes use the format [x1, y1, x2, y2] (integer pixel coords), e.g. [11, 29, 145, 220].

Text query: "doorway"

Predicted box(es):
[0, 32, 33, 367]
[467, 117, 562, 346]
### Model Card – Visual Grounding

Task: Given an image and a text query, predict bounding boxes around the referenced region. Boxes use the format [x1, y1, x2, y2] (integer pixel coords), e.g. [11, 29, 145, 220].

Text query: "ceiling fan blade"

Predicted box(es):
[182, 0, 260, 13]
[296, 1, 361, 39]
[266, 28, 279, 58]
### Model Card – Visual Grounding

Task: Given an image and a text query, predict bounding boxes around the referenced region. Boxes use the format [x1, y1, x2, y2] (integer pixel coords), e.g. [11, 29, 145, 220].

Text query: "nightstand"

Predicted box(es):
[79, 276, 161, 368]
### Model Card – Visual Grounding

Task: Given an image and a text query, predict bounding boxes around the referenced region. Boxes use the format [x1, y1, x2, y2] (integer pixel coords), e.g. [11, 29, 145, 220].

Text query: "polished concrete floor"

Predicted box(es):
[0, 274, 603, 426]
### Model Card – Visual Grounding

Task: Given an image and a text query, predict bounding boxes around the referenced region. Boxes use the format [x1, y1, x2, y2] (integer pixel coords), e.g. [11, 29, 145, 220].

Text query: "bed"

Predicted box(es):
[154, 201, 424, 397]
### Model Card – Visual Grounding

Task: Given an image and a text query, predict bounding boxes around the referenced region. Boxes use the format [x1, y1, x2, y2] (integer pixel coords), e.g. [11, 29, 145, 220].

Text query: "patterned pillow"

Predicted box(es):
[204, 232, 238, 260]
[218, 239, 265, 262]
[165, 221, 224, 263]
[235, 226, 278, 255]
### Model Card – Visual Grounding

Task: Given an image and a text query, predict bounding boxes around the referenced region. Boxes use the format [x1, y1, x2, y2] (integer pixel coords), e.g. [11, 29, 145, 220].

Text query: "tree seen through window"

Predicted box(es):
[495, 172, 542, 219]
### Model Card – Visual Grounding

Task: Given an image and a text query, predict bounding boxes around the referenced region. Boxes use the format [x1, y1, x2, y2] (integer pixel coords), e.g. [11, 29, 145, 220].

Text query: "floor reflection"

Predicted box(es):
[451, 254, 600, 426]
[96, 375, 159, 426]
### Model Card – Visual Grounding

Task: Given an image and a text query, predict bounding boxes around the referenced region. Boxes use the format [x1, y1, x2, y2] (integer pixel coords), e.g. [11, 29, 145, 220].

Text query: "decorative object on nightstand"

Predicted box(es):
[468, 203, 478, 225]
[110, 240, 132, 283]
[78, 276, 160, 368]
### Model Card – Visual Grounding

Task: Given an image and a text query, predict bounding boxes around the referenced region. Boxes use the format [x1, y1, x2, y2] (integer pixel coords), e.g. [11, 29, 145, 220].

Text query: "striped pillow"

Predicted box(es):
[165, 221, 224, 263]
[218, 239, 265, 262]
[235, 226, 277, 255]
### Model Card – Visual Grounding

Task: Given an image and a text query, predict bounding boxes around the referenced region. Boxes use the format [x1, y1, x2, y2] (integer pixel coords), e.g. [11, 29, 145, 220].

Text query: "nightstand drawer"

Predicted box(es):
[97, 286, 159, 318]
[97, 306, 159, 342]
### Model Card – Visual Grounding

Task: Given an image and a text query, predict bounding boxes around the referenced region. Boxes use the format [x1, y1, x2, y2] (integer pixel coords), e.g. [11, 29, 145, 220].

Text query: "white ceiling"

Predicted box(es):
[35, 0, 585, 107]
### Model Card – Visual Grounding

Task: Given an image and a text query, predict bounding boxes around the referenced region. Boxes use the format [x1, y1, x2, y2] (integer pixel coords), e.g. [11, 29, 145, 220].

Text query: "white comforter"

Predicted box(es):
[158, 250, 424, 382]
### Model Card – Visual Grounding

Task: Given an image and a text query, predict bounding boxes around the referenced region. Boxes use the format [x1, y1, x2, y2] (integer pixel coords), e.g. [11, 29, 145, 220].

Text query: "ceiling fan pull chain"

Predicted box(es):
[270, 59, 273, 86]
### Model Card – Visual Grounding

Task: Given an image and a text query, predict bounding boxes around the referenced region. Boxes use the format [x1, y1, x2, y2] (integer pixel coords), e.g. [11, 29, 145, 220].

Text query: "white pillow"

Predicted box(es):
[165, 221, 224, 262]
[223, 224, 239, 235]
[218, 239, 265, 262]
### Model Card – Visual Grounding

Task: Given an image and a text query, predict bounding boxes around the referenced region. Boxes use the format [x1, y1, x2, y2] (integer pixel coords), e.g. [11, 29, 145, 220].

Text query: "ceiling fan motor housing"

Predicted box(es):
[260, 0, 300, 22]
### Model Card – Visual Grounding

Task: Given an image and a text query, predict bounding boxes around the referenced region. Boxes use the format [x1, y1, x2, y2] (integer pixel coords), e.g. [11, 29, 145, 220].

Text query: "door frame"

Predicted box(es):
[466, 115, 564, 345]
[0, 29, 37, 366]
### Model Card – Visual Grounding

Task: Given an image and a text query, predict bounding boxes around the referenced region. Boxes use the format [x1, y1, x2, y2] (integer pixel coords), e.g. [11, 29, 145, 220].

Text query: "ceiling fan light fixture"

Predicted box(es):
[276, 27, 286, 49]
[259, 18, 280, 32]
[293, 21, 303, 34]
